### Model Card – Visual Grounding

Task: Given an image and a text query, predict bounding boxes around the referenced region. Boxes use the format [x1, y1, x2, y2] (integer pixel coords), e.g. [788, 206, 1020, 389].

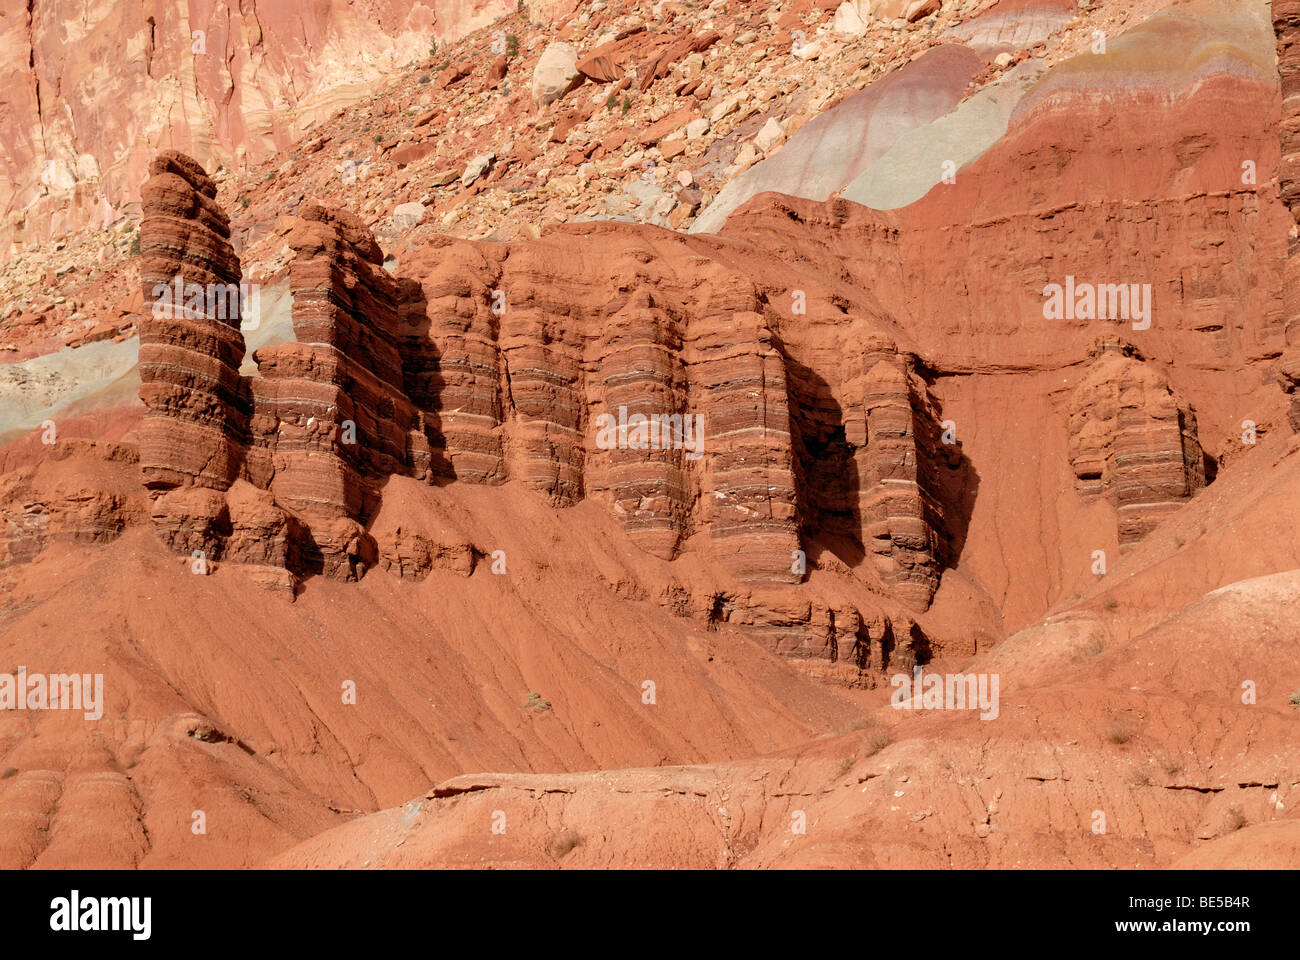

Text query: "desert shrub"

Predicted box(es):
[832, 715, 878, 736]
[522, 691, 551, 712]
[550, 829, 583, 858]
[861, 729, 892, 757]
[1073, 635, 1106, 661]
[1105, 723, 1132, 745]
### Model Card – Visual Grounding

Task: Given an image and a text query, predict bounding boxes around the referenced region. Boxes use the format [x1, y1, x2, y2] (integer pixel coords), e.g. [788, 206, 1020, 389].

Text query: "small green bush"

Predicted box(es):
[522, 690, 551, 712]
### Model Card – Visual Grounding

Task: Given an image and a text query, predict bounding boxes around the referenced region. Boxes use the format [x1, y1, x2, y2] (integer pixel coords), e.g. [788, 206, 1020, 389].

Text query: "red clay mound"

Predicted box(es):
[275, 437, 1300, 869]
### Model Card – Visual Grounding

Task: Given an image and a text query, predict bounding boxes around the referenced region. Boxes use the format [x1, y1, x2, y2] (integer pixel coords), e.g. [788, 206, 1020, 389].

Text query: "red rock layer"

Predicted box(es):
[499, 285, 587, 506]
[397, 231, 912, 594]
[692, 311, 801, 584]
[221, 480, 295, 591]
[0, 440, 144, 568]
[1067, 342, 1206, 546]
[137, 152, 249, 495]
[405, 239, 507, 485]
[850, 350, 942, 609]
[131, 154, 952, 659]
[249, 205, 430, 578]
[596, 292, 691, 558]
[136, 158, 436, 582]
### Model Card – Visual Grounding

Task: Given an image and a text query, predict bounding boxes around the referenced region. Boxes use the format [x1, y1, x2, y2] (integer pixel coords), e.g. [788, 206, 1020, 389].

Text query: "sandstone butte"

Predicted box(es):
[0, 0, 1296, 872]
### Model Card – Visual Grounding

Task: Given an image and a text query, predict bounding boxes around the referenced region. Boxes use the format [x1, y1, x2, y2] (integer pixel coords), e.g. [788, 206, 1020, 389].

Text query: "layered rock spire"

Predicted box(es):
[134, 153, 985, 659]
[137, 152, 250, 494]
[1067, 341, 1206, 546]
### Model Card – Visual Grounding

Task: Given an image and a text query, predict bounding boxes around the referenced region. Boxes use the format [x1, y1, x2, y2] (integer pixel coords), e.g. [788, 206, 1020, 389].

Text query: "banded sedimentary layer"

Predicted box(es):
[249, 205, 432, 578]
[132, 152, 956, 662]
[127, 135, 1225, 664]
[1067, 341, 1206, 546]
[137, 152, 249, 495]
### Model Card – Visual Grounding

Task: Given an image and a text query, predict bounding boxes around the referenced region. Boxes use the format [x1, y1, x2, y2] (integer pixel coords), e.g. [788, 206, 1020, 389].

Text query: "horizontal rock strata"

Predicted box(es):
[137, 152, 250, 495]
[1067, 342, 1206, 546]
[126, 153, 958, 664]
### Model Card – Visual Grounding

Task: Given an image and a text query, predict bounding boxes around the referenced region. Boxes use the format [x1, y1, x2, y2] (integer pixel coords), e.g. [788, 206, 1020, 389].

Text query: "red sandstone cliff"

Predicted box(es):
[132, 149, 951, 670]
